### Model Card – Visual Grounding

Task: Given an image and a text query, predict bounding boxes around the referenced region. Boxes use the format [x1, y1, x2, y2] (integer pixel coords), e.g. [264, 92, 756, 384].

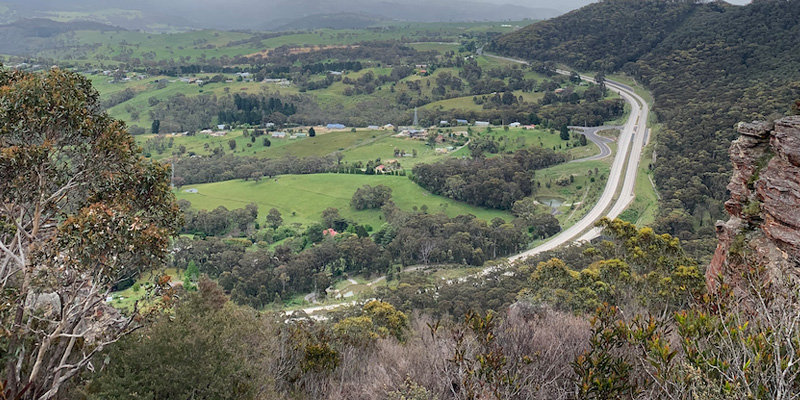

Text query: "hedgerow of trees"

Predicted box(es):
[350, 184, 393, 210]
[412, 147, 567, 210]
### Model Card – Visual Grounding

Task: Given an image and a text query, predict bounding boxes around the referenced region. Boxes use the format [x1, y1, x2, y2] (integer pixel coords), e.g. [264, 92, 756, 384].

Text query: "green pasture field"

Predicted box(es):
[138, 125, 597, 172]
[91, 69, 481, 134]
[92, 73, 299, 130]
[422, 90, 544, 112]
[260, 129, 384, 159]
[175, 174, 514, 229]
[324, 66, 472, 104]
[407, 42, 461, 53]
[137, 128, 459, 168]
[567, 139, 604, 159]
[474, 126, 601, 157]
[311, 79, 398, 109]
[41, 29, 261, 63]
[254, 23, 516, 49]
[372, 20, 533, 34]
[343, 67, 394, 79]
[262, 21, 534, 50]
[259, 30, 388, 48]
[291, 62, 567, 113]
[422, 95, 484, 112]
[41, 20, 535, 66]
[110, 268, 183, 312]
[86, 57, 564, 134]
[136, 130, 285, 160]
[523, 70, 553, 81]
[476, 55, 518, 68]
[337, 135, 449, 167]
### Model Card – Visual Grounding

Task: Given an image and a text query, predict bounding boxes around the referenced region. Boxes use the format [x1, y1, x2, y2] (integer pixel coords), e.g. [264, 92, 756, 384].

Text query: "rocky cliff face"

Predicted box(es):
[707, 116, 800, 289]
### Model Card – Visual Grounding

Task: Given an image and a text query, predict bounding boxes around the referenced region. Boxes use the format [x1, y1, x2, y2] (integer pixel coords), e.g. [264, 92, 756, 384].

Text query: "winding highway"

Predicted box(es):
[504, 64, 649, 261]
[293, 56, 651, 314]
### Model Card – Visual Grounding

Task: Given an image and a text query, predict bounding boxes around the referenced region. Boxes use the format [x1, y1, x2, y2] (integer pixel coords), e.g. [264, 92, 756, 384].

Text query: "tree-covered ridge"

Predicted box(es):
[630, 0, 800, 253]
[492, 0, 800, 258]
[490, 0, 699, 72]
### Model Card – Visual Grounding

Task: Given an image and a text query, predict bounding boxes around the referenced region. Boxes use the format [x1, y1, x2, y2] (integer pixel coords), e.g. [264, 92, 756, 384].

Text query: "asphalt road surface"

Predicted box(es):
[506, 68, 649, 262]
[569, 125, 620, 162]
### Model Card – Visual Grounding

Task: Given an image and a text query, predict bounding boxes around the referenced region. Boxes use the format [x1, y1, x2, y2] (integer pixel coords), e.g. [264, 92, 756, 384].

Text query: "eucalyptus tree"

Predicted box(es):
[0, 66, 181, 399]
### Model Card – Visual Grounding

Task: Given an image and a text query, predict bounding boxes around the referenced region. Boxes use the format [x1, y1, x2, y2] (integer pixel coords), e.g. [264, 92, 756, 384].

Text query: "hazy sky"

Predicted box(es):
[0, 0, 755, 28]
[4, 0, 754, 13]
[490, 0, 751, 11]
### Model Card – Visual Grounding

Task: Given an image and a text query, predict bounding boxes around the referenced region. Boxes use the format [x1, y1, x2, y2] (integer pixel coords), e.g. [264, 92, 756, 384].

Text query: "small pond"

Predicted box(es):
[537, 196, 564, 208]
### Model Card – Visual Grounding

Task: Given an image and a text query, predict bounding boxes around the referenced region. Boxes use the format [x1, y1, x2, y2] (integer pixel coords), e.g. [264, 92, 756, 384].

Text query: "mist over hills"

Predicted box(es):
[0, 18, 123, 55]
[0, 0, 563, 31]
[260, 0, 562, 27]
[272, 12, 392, 31]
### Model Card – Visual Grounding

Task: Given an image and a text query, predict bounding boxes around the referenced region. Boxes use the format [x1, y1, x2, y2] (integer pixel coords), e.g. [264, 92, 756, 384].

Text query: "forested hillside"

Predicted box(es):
[490, 0, 698, 72]
[492, 0, 800, 258]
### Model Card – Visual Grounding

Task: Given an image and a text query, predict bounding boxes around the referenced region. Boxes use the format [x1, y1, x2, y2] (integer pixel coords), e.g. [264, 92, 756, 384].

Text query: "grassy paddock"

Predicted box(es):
[110, 268, 183, 311]
[175, 174, 514, 228]
[137, 128, 459, 167]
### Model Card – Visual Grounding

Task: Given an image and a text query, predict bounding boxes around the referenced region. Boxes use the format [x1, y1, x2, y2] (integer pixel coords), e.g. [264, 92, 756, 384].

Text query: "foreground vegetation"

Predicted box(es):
[79, 217, 800, 400]
[0, 66, 181, 400]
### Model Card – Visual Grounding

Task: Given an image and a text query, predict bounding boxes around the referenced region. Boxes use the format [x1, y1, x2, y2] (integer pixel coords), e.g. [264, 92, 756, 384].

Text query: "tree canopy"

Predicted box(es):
[0, 66, 181, 399]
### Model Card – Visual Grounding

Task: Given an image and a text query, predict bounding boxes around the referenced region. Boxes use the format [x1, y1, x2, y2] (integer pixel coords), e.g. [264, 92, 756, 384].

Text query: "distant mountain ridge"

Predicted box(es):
[271, 12, 392, 31]
[263, 0, 561, 26]
[0, 0, 561, 31]
[490, 0, 699, 71]
[2, 17, 121, 36]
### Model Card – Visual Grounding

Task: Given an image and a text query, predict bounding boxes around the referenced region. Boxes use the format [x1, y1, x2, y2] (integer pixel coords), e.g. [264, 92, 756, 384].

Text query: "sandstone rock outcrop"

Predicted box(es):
[707, 116, 800, 290]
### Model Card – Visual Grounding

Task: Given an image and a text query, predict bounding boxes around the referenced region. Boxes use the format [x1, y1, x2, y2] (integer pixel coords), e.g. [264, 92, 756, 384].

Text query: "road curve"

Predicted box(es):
[569, 125, 619, 162]
[574, 86, 649, 242]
